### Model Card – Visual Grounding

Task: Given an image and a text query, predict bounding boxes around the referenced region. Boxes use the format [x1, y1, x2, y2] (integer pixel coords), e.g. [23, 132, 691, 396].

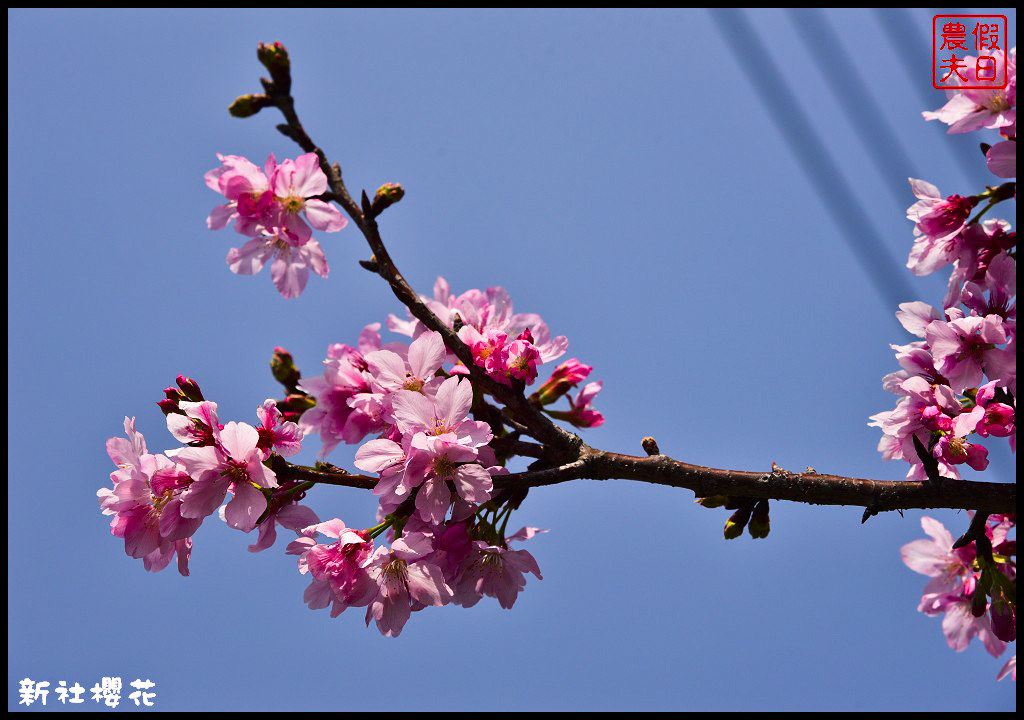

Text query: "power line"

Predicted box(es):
[710, 8, 917, 317]
[787, 8, 920, 210]
[871, 8, 990, 188]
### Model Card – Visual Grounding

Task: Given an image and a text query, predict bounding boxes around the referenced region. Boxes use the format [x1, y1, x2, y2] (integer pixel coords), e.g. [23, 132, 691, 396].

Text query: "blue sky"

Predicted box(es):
[8, 8, 1016, 711]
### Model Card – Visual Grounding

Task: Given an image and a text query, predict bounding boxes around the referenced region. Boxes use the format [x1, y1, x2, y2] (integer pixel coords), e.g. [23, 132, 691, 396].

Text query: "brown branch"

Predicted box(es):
[261, 60, 579, 456]
[274, 463, 377, 491]
[495, 447, 1016, 513]
[274, 446, 1014, 514]
[245, 46, 1016, 518]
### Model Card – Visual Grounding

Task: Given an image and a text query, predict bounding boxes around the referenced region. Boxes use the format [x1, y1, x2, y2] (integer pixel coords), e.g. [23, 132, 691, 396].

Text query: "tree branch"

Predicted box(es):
[263, 64, 579, 455]
[251, 47, 1016, 518]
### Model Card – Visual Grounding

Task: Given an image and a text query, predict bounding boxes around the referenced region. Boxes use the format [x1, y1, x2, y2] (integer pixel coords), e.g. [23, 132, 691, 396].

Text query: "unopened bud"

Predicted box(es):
[157, 398, 180, 416]
[228, 93, 270, 118]
[175, 375, 204, 402]
[257, 41, 291, 83]
[724, 503, 754, 540]
[971, 586, 990, 618]
[990, 596, 1016, 643]
[277, 392, 316, 423]
[748, 499, 771, 539]
[531, 358, 592, 405]
[641, 436, 660, 456]
[164, 386, 184, 402]
[271, 347, 301, 393]
[696, 495, 729, 509]
[370, 182, 405, 216]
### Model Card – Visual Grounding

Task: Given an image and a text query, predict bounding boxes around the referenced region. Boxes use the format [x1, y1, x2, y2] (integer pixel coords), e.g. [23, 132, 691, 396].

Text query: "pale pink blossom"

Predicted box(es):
[986, 140, 1016, 178]
[926, 314, 1009, 392]
[404, 434, 493, 524]
[226, 229, 329, 299]
[390, 376, 492, 448]
[166, 400, 222, 447]
[364, 533, 452, 637]
[923, 49, 1016, 135]
[298, 343, 380, 457]
[205, 153, 275, 235]
[268, 153, 347, 244]
[98, 418, 200, 575]
[247, 500, 319, 553]
[452, 527, 545, 609]
[905, 179, 976, 275]
[174, 421, 278, 531]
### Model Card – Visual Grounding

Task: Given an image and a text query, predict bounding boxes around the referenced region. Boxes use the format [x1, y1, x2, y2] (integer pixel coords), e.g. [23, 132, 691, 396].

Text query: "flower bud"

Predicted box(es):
[990, 595, 1016, 643]
[641, 436, 661, 456]
[724, 503, 754, 540]
[271, 346, 301, 393]
[748, 499, 771, 539]
[175, 375, 205, 402]
[696, 495, 730, 509]
[257, 41, 290, 82]
[164, 386, 184, 401]
[277, 392, 316, 423]
[370, 182, 405, 216]
[228, 93, 270, 118]
[156, 398, 180, 416]
[532, 358, 592, 405]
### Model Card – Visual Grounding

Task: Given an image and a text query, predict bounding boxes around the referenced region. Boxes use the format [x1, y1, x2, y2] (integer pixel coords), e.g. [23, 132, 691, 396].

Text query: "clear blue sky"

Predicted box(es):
[8, 8, 1016, 711]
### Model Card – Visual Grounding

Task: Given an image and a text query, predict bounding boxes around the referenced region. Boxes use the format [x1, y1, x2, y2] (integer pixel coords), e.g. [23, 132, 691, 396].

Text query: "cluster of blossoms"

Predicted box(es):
[100, 276, 603, 636]
[98, 377, 309, 574]
[205, 152, 348, 298]
[902, 515, 1016, 681]
[877, 47, 1016, 680]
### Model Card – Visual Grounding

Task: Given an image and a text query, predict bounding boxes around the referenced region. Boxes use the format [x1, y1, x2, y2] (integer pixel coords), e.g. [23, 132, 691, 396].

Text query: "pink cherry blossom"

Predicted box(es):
[931, 413, 989, 471]
[174, 421, 278, 531]
[98, 417, 200, 575]
[363, 533, 452, 637]
[205, 153, 275, 235]
[269, 153, 347, 243]
[247, 500, 319, 553]
[226, 229, 329, 299]
[298, 342, 380, 457]
[390, 376, 492, 448]
[905, 179, 976, 276]
[548, 381, 605, 428]
[404, 434, 493, 524]
[254, 398, 303, 457]
[288, 519, 377, 616]
[925, 314, 1009, 392]
[166, 400, 222, 447]
[923, 49, 1016, 134]
[986, 140, 1016, 178]
[452, 527, 545, 609]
